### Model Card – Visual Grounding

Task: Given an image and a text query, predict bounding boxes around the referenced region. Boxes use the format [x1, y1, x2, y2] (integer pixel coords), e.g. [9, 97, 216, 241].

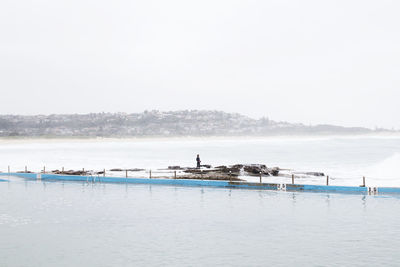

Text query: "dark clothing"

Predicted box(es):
[196, 155, 201, 168]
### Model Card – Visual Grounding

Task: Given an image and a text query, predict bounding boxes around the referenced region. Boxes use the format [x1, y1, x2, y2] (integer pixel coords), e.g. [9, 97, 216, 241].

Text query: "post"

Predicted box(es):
[326, 175, 329, 186]
[174, 170, 177, 179]
[82, 168, 85, 173]
[229, 171, 232, 182]
[149, 170, 152, 179]
[125, 170, 128, 178]
[8, 165, 10, 174]
[259, 172, 262, 183]
[43, 166, 45, 174]
[362, 176, 366, 187]
[292, 174, 294, 185]
[25, 166, 27, 172]
[62, 167, 64, 172]
[103, 169, 106, 177]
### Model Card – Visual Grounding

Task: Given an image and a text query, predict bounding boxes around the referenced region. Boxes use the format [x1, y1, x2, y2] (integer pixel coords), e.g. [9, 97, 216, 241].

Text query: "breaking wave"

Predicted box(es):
[365, 153, 400, 185]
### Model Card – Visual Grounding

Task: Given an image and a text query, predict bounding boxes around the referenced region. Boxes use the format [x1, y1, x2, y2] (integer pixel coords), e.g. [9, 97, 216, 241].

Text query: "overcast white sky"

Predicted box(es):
[0, 0, 399, 128]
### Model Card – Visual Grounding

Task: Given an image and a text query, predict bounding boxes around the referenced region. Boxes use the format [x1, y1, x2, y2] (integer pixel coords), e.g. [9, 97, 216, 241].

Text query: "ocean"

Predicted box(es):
[0, 136, 399, 186]
[1, 136, 400, 266]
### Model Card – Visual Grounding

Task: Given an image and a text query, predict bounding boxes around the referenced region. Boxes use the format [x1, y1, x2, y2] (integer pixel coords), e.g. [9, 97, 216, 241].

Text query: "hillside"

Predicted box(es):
[0, 110, 389, 137]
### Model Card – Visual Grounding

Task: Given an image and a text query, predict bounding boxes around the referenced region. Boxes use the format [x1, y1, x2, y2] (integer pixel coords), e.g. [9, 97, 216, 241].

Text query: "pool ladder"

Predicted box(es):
[86, 173, 101, 183]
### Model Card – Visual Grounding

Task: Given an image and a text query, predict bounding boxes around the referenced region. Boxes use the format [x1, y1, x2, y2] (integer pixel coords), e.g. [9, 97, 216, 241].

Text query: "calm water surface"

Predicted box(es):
[1, 176, 400, 266]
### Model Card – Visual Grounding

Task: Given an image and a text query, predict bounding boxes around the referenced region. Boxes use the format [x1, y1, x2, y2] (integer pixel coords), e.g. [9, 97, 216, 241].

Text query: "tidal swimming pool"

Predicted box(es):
[1, 176, 400, 266]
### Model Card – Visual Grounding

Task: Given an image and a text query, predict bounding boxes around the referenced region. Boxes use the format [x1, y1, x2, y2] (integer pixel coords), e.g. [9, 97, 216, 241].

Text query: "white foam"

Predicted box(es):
[364, 153, 400, 186]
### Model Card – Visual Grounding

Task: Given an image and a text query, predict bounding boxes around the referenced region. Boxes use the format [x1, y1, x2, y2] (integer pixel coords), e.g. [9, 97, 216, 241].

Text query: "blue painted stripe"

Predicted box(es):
[287, 184, 368, 193]
[2, 172, 400, 194]
[376, 187, 400, 194]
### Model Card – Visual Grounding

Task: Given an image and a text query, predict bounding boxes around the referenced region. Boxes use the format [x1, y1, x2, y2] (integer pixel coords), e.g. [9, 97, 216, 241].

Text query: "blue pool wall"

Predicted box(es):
[1, 172, 400, 195]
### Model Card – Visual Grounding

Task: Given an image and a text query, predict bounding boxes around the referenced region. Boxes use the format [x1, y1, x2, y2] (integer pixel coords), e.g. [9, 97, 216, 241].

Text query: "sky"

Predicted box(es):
[0, 0, 399, 129]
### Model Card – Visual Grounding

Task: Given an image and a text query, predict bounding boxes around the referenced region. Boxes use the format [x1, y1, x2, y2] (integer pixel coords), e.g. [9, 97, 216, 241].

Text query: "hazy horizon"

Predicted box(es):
[1, 0, 399, 129]
[0, 109, 397, 130]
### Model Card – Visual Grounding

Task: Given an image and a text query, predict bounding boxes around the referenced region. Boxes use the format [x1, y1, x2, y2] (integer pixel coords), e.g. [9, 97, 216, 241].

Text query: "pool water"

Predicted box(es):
[1, 176, 400, 266]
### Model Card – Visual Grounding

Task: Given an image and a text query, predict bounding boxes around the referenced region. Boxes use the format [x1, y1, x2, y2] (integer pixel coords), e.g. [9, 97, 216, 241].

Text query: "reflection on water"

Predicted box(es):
[1, 176, 400, 266]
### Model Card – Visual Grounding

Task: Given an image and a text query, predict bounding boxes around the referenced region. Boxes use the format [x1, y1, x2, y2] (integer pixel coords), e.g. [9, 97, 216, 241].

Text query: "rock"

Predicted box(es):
[126, 168, 145, 172]
[200, 164, 212, 168]
[217, 166, 241, 174]
[305, 172, 325, 176]
[270, 167, 280, 176]
[109, 168, 145, 172]
[52, 170, 88, 175]
[168, 166, 182, 170]
[231, 164, 244, 169]
[243, 164, 269, 175]
[178, 173, 243, 181]
[215, 165, 227, 169]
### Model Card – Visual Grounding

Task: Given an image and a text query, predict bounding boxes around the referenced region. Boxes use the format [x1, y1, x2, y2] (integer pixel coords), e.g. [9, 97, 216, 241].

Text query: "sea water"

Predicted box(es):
[0, 136, 399, 186]
[1, 136, 400, 266]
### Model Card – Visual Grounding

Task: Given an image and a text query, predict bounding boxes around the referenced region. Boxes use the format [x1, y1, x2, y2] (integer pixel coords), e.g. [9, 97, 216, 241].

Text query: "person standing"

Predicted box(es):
[196, 154, 201, 168]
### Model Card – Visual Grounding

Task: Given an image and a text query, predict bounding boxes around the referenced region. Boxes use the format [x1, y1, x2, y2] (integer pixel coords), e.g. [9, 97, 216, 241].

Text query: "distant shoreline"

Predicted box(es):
[1, 111, 397, 138]
[1, 133, 400, 144]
